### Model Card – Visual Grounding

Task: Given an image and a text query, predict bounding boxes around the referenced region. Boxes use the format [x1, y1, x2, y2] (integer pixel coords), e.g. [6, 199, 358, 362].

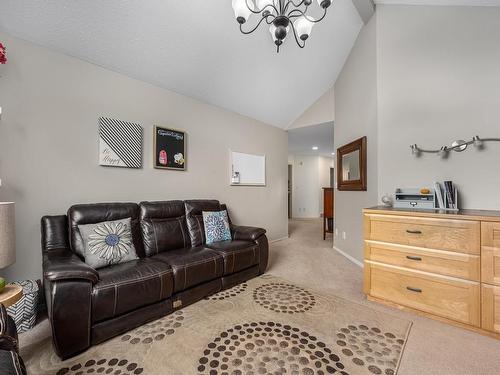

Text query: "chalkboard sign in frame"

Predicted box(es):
[153, 125, 187, 171]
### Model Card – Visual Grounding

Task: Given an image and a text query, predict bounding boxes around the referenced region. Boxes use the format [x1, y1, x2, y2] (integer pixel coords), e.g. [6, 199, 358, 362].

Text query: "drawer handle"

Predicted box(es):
[406, 229, 422, 234]
[406, 286, 422, 293]
[406, 255, 422, 261]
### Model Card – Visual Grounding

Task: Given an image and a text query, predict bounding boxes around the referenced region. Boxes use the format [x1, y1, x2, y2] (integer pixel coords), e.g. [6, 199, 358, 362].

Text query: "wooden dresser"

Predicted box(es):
[363, 206, 500, 338]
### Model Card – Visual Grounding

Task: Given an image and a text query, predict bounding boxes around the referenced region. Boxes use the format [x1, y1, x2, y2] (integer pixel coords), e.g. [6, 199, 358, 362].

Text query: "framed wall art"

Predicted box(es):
[153, 126, 186, 170]
[336, 136, 367, 191]
[99, 117, 143, 168]
[230, 150, 266, 186]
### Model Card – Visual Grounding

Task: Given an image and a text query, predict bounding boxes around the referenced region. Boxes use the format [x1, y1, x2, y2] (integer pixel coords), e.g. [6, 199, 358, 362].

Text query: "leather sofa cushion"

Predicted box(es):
[207, 240, 260, 275]
[92, 258, 173, 323]
[184, 200, 221, 247]
[153, 247, 223, 293]
[68, 203, 145, 258]
[139, 201, 190, 256]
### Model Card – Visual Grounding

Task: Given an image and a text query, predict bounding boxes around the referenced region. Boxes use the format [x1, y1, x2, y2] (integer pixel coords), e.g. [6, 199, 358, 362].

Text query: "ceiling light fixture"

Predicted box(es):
[231, 0, 332, 53]
[312, 146, 319, 150]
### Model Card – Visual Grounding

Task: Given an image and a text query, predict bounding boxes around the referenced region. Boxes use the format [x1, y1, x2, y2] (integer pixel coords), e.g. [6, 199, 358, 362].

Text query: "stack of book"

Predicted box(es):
[434, 181, 458, 210]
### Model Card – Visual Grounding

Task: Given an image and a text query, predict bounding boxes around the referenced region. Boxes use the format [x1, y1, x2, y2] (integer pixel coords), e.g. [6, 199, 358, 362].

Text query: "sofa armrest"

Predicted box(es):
[231, 225, 266, 242]
[43, 248, 99, 284]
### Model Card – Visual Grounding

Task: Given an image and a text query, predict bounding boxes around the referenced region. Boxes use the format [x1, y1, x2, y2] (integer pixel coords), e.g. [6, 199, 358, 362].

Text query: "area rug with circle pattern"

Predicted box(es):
[24, 274, 412, 375]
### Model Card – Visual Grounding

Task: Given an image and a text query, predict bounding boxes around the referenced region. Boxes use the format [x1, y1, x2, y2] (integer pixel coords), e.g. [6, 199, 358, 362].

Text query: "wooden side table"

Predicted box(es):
[0, 284, 23, 308]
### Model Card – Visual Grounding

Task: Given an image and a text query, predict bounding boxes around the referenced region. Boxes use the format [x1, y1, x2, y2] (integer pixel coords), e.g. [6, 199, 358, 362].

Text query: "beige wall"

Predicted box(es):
[0, 33, 288, 281]
[334, 15, 378, 262]
[288, 154, 333, 218]
[334, 4, 500, 264]
[288, 88, 335, 130]
[377, 5, 500, 210]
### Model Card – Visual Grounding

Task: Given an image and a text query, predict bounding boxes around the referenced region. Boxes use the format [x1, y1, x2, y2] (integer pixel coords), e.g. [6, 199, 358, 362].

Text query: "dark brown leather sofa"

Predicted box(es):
[41, 200, 268, 359]
[0, 304, 26, 375]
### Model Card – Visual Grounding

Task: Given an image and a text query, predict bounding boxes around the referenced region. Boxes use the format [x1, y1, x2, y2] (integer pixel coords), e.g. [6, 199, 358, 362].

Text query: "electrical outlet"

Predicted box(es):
[335, 228, 338, 236]
[342, 231, 346, 240]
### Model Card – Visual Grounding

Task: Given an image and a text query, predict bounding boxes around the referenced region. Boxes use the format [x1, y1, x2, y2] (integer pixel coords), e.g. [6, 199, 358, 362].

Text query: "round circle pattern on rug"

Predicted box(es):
[120, 310, 184, 345]
[56, 358, 143, 375]
[252, 283, 316, 313]
[335, 324, 405, 375]
[206, 283, 248, 301]
[197, 321, 347, 375]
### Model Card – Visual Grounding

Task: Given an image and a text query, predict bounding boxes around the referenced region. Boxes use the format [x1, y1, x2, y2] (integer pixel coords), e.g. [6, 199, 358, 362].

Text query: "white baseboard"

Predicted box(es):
[333, 246, 364, 268]
[270, 236, 289, 244]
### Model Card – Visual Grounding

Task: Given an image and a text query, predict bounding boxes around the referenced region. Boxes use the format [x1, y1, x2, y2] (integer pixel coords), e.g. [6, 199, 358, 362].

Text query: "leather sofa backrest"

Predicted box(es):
[220, 204, 232, 225]
[67, 203, 145, 258]
[41, 215, 70, 253]
[139, 200, 191, 256]
[184, 200, 221, 247]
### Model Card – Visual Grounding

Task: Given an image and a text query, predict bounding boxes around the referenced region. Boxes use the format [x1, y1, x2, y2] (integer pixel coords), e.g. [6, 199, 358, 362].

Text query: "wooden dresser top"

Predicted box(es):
[364, 206, 500, 222]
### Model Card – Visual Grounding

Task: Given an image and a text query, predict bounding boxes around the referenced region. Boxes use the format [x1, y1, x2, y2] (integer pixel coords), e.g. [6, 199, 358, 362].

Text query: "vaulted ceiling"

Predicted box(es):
[0, 0, 364, 128]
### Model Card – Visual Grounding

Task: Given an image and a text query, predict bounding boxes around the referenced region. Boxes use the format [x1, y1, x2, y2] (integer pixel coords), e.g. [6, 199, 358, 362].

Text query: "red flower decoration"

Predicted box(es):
[0, 43, 7, 64]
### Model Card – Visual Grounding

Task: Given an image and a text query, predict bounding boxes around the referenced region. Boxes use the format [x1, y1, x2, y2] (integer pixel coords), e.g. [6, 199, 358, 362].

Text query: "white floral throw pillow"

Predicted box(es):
[78, 218, 139, 269]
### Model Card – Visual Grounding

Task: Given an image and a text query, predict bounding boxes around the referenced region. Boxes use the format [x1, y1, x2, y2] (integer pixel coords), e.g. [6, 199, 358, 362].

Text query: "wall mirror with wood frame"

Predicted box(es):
[337, 136, 367, 191]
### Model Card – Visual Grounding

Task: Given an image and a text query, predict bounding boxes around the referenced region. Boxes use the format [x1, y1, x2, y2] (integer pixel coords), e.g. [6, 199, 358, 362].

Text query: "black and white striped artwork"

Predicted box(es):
[99, 117, 143, 168]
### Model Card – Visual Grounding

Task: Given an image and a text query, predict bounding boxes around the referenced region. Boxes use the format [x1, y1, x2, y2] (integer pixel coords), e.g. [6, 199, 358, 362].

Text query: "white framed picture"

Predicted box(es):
[99, 117, 143, 168]
[230, 150, 266, 186]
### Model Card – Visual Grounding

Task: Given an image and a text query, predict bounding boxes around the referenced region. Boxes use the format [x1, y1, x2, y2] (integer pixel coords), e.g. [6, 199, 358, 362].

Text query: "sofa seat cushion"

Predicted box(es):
[153, 247, 223, 293]
[92, 259, 173, 323]
[207, 240, 259, 275]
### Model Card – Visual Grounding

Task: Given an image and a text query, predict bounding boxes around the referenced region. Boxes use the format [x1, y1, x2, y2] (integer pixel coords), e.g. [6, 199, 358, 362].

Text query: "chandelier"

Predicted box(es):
[231, 0, 332, 52]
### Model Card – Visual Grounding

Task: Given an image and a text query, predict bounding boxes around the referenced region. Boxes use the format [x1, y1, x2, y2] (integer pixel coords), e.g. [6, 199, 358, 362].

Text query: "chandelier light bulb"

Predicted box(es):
[232, 0, 254, 24]
[294, 16, 315, 41]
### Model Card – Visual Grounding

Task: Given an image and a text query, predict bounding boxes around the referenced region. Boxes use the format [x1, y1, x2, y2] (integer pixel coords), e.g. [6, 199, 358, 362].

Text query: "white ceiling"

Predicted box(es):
[375, 0, 500, 5]
[288, 122, 334, 157]
[0, 0, 364, 129]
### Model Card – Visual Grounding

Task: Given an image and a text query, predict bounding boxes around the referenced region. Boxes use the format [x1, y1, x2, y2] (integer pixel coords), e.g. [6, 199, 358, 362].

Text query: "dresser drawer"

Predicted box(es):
[365, 241, 480, 281]
[365, 214, 480, 254]
[366, 262, 480, 326]
[482, 284, 500, 334]
[481, 222, 500, 286]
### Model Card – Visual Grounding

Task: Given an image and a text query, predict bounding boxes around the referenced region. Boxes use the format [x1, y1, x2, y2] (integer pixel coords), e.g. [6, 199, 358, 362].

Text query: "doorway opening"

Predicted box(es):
[287, 121, 334, 242]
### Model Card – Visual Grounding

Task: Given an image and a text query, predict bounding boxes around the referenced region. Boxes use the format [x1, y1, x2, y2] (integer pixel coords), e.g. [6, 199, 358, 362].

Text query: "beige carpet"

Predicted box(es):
[269, 219, 500, 375]
[19, 218, 500, 374]
[23, 274, 411, 375]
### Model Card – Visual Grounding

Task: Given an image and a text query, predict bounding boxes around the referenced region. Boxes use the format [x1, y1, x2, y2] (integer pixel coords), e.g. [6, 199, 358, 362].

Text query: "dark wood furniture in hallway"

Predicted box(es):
[323, 187, 334, 240]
